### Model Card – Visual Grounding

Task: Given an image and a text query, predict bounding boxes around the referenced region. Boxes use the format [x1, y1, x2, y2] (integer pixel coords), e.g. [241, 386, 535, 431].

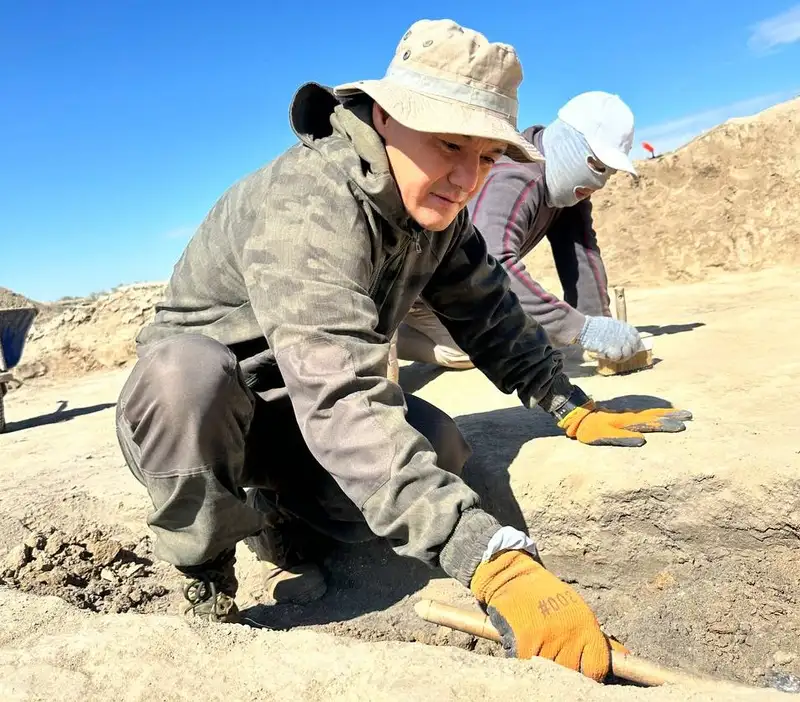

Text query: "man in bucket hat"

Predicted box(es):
[116, 19, 691, 682]
[397, 91, 646, 369]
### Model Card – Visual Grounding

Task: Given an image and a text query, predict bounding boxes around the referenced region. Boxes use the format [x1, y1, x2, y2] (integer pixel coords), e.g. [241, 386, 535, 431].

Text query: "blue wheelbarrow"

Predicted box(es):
[0, 306, 38, 433]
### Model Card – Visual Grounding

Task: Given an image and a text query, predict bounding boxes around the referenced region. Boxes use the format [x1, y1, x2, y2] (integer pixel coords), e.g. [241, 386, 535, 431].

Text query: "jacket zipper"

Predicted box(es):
[369, 235, 413, 298]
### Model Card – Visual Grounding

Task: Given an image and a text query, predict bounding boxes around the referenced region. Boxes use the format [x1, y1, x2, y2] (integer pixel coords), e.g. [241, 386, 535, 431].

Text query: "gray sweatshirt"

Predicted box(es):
[136, 86, 580, 586]
[467, 126, 611, 347]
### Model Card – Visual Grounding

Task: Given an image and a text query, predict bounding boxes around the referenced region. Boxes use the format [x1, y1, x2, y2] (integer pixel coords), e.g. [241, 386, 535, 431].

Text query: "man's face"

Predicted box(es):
[373, 103, 506, 231]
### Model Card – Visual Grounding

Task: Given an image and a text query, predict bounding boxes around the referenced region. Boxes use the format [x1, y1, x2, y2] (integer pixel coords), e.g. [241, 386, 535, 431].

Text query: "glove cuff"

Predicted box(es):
[439, 508, 503, 588]
[576, 315, 596, 347]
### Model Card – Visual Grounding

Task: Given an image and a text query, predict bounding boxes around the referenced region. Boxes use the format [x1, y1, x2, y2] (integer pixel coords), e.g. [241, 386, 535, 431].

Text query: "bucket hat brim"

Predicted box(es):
[334, 78, 544, 164]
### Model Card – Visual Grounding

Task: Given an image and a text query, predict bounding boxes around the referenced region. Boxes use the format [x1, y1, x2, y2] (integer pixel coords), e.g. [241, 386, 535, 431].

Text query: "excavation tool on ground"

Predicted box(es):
[594, 286, 654, 376]
[0, 306, 38, 433]
[414, 599, 800, 694]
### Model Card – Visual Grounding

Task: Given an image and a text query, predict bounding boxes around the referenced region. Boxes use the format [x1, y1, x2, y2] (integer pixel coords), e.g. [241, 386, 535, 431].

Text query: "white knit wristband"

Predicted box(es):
[481, 526, 539, 563]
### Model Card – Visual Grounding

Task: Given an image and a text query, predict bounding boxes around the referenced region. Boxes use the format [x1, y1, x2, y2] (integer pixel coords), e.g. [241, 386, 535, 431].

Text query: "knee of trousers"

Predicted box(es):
[415, 409, 472, 477]
[433, 421, 472, 478]
[119, 334, 253, 439]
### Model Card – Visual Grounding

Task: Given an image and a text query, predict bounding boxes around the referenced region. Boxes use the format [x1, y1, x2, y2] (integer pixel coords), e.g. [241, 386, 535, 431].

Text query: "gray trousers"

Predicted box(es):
[115, 334, 471, 568]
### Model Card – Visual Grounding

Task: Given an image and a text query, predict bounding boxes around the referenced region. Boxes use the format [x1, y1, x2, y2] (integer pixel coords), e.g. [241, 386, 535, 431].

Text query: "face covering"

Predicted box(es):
[541, 118, 614, 208]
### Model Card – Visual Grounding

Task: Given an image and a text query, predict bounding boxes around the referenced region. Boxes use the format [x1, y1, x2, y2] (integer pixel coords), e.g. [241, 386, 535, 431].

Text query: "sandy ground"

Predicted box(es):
[1, 268, 798, 700]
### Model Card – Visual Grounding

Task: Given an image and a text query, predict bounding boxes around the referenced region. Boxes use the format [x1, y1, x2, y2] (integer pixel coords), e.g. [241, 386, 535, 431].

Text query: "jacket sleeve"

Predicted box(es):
[470, 167, 587, 347]
[421, 210, 578, 415]
[546, 197, 611, 319]
[239, 169, 502, 587]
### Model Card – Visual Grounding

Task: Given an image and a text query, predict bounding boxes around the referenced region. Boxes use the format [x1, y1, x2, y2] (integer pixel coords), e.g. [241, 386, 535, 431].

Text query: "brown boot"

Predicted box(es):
[243, 489, 327, 605]
[177, 547, 240, 623]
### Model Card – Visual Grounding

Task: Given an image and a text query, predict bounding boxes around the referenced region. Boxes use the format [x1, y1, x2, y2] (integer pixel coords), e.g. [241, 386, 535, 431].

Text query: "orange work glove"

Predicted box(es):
[557, 401, 692, 447]
[471, 550, 623, 681]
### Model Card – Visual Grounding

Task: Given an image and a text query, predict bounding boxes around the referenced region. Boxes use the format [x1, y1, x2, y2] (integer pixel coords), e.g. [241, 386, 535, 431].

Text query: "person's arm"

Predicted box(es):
[239, 161, 502, 587]
[421, 209, 577, 414]
[547, 199, 643, 362]
[545, 197, 610, 318]
[469, 166, 585, 347]
[421, 212, 690, 443]
[419, 211, 692, 679]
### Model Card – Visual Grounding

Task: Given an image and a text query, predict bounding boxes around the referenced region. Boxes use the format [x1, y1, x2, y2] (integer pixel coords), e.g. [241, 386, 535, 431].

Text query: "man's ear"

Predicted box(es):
[372, 102, 390, 138]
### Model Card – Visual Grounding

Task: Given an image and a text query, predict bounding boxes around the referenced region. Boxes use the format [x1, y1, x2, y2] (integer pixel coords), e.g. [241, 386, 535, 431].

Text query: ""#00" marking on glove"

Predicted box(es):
[538, 589, 579, 617]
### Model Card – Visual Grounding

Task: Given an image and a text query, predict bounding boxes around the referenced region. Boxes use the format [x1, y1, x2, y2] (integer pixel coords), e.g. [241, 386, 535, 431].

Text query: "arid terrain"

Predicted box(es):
[1, 98, 798, 700]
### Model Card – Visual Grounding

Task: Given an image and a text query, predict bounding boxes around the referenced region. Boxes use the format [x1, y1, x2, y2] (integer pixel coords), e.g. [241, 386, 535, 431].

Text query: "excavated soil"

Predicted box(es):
[0, 525, 171, 615]
[1, 269, 798, 699]
[1, 99, 799, 699]
[12, 283, 165, 380]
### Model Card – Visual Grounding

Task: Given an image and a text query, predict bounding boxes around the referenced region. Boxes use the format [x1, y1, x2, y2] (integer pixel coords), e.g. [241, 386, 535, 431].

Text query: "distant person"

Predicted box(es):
[397, 91, 643, 369]
[115, 19, 691, 683]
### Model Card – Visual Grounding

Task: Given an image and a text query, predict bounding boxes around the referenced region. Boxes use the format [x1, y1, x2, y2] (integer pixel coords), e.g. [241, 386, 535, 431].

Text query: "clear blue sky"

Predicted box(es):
[3, 1, 799, 302]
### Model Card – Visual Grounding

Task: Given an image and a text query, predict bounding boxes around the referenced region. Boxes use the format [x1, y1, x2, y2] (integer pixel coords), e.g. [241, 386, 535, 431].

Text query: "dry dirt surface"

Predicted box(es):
[2, 97, 799, 700]
[1, 268, 799, 700]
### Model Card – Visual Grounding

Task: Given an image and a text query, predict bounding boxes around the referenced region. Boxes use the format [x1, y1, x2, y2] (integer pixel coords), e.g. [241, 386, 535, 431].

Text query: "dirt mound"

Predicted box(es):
[525, 96, 800, 287]
[16, 282, 165, 380]
[2, 591, 789, 702]
[0, 525, 170, 614]
[0, 286, 38, 310]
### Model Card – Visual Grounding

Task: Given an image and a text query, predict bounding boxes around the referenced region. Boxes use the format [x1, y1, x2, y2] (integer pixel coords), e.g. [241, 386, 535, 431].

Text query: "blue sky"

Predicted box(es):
[2, 1, 799, 302]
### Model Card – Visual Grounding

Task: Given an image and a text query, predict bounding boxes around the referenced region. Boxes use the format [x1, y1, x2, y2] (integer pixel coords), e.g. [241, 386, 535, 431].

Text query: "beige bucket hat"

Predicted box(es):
[334, 19, 543, 163]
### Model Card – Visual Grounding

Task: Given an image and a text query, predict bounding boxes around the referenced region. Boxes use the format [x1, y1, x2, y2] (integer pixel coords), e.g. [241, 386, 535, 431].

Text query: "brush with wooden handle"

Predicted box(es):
[413, 599, 768, 691]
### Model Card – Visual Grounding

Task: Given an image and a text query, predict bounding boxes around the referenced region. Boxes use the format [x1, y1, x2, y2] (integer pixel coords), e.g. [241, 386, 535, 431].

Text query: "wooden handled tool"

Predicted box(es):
[614, 286, 628, 323]
[594, 286, 654, 376]
[413, 599, 757, 690]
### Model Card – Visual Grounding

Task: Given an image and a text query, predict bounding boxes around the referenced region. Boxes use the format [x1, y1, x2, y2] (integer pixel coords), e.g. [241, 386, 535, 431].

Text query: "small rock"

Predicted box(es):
[43, 532, 66, 557]
[2, 544, 31, 573]
[66, 544, 90, 559]
[124, 563, 145, 579]
[44, 567, 68, 586]
[24, 533, 46, 551]
[90, 539, 123, 567]
[773, 651, 797, 666]
[100, 568, 118, 584]
[128, 588, 144, 605]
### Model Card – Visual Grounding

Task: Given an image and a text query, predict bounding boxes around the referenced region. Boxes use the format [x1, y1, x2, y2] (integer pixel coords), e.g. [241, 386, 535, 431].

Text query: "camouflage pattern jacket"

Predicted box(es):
[136, 83, 578, 586]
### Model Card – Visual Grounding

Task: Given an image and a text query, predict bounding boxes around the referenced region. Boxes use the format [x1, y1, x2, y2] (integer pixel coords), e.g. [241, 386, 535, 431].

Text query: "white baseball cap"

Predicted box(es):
[558, 91, 637, 175]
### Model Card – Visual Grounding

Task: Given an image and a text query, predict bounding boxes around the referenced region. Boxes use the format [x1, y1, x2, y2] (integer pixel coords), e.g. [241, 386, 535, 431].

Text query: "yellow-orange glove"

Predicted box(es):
[471, 550, 624, 681]
[558, 401, 692, 447]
